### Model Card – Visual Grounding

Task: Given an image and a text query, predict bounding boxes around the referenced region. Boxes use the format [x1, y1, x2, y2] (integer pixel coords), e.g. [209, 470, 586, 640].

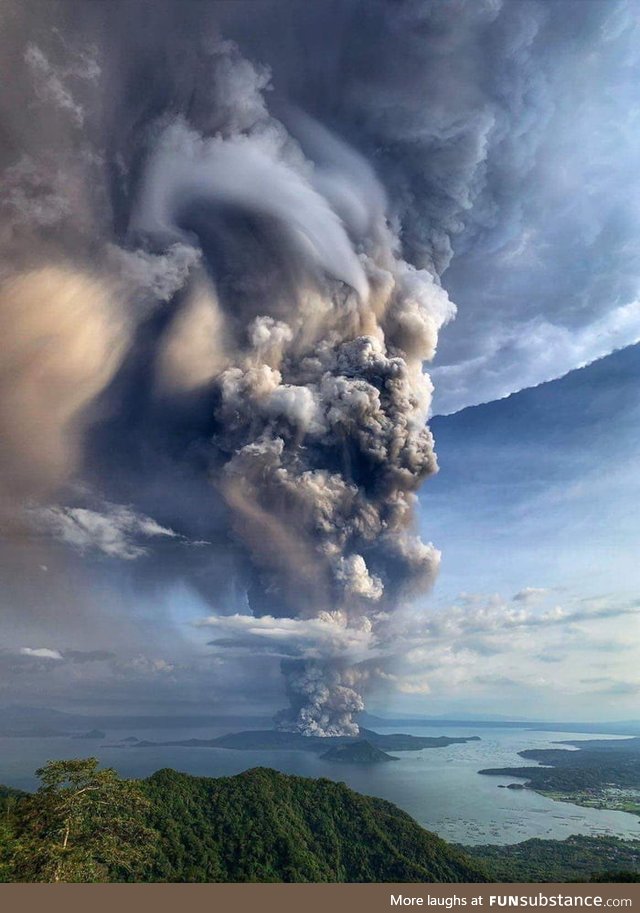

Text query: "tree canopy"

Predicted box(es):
[11, 757, 156, 883]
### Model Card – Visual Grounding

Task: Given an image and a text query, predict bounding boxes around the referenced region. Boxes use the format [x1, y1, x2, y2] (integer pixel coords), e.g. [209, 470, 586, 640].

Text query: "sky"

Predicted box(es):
[400, 343, 640, 720]
[0, 0, 639, 725]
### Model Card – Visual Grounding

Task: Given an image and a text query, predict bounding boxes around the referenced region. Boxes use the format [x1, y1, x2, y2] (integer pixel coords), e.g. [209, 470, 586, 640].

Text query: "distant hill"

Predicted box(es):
[479, 738, 640, 792]
[466, 835, 640, 883]
[320, 740, 398, 764]
[0, 705, 272, 735]
[358, 712, 640, 736]
[141, 767, 487, 882]
[558, 738, 640, 752]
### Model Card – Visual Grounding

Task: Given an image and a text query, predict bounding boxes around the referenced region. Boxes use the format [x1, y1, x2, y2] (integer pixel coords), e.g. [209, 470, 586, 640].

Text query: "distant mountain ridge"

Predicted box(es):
[2, 705, 639, 740]
[359, 713, 640, 737]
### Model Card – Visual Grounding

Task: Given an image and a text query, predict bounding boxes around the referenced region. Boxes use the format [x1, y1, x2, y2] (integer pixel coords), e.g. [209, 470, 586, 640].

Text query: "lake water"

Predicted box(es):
[1, 724, 638, 845]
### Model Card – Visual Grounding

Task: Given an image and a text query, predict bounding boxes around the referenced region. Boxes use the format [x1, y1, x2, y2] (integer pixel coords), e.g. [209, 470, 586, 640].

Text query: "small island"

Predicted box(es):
[320, 739, 399, 764]
[72, 729, 106, 740]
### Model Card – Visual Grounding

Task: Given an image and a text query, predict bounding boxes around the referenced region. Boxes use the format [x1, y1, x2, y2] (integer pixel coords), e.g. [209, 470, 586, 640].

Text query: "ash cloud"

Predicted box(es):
[1, 0, 637, 730]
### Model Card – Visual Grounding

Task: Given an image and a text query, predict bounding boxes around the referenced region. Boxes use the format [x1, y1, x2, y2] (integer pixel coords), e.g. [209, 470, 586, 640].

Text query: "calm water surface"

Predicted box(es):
[1, 724, 638, 845]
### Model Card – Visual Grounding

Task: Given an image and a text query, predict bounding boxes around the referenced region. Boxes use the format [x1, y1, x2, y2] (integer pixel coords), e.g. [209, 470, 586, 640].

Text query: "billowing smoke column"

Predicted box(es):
[127, 55, 453, 733]
[2, 0, 638, 720]
[1, 0, 526, 735]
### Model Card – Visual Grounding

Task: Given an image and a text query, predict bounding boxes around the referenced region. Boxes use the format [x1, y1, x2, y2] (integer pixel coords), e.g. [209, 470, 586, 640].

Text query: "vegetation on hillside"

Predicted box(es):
[5, 757, 638, 884]
[140, 767, 486, 882]
[0, 761, 487, 883]
[0, 785, 25, 882]
[480, 742, 640, 793]
[5, 759, 156, 882]
[466, 835, 640, 883]
[479, 739, 640, 819]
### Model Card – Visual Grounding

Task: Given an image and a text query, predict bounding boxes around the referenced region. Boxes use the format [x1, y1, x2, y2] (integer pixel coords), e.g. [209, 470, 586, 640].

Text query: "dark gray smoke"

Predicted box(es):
[2, 0, 632, 733]
[123, 39, 451, 734]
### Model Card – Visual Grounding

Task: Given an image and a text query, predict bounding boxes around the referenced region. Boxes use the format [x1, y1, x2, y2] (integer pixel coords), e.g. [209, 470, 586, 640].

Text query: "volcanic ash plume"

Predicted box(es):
[128, 44, 454, 735]
[0, 9, 458, 735]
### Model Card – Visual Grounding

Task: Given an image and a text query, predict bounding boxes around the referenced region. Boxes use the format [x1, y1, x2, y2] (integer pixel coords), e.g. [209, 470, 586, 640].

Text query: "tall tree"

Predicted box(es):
[12, 758, 156, 882]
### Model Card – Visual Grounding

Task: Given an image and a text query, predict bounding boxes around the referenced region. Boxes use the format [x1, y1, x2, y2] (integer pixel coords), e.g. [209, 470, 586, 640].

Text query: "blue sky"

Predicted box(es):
[427, 343, 640, 597]
[381, 344, 640, 720]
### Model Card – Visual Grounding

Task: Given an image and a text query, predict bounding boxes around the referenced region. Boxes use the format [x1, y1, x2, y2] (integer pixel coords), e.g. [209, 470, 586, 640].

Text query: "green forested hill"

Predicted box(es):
[465, 834, 640, 883]
[140, 767, 487, 883]
[4, 763, 639, 883]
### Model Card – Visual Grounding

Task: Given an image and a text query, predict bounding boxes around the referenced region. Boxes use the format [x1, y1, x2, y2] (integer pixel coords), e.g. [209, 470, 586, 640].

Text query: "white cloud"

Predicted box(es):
[433, 300, 640, 415]
[396, 679, 431, 695]
[24, 40, 99, 128]
[19, 647, 63, 660]
[30, 502, 178, 560]
[197, 589, 639, 690]
[382, 591, 640, 700]
[197, 611, 377, 663]
[25, 44, 85, 126]
[111, 655, 176, 678]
